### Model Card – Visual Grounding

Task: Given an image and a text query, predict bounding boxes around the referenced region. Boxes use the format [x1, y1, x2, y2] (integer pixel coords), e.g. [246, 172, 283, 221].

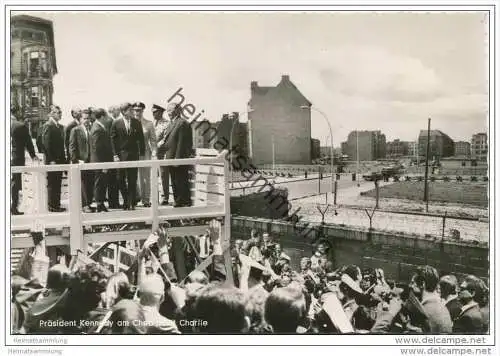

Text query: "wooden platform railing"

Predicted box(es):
[11, 149, 231, 256]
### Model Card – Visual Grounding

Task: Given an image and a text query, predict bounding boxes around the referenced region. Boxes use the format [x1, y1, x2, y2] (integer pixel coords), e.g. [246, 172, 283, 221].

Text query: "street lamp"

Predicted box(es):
[229, 110, 253, 188]
[301, 105, 335, 197]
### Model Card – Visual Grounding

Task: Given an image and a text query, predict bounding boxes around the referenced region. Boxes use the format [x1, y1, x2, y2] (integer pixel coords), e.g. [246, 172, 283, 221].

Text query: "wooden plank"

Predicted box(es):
[86, 225, 210, 244]
[11, 235, 70, 249]
[12, 212, 71, 230]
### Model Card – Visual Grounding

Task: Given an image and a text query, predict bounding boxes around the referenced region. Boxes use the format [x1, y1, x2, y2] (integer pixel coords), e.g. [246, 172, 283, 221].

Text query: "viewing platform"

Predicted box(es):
[10, 149, 231, 255]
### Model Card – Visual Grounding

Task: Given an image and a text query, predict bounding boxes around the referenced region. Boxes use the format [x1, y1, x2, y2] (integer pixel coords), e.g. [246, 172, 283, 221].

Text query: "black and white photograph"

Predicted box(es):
[2, 2, 498, 355]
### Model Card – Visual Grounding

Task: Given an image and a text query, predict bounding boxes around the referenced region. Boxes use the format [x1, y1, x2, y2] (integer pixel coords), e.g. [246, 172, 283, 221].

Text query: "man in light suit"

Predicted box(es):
[69, 110, 94, 212]
[164, 103, 194, 207]
[64, 108, 81, 160]
[153, 104, 172, 205]
[110, 102, 145, 210]
[133, 102, 157, 207]
[90, 108, 114, 212]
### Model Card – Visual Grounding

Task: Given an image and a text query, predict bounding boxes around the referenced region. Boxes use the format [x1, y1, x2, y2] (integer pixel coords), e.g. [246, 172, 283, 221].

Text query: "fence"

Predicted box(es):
[296, 203, 488, 243]
[11, 149, 232, 256]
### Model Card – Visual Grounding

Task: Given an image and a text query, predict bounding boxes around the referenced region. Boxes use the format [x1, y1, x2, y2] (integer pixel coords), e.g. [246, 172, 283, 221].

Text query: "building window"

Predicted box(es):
[28, 51, 49, 77]
[41, 86, 49, 107]
[21, 30, 47, 43]
[461, 161, 466, 167]
[30, 86, 39, 107]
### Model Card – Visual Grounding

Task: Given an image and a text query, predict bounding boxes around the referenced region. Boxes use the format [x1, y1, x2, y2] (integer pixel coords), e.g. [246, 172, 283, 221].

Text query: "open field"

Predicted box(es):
[362, 182, 488, 208]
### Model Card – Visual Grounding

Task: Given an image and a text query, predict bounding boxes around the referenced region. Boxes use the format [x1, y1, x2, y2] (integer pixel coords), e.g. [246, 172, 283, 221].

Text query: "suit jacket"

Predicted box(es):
[445, 297, 463, 322]
[110, 117, 145, 161]
[41, 119, 66, 164]
[11, 118, 36, 166]
[154, 118, 171, 158]
[69, 125, 91, 163]
[422, 295, 453, 333]
[90, 120, 114, 163]
[453, 303, 484, 334]
[141, 118, 157, 159]
[64, 119, 79, 159]
[164, 117, 194, 160]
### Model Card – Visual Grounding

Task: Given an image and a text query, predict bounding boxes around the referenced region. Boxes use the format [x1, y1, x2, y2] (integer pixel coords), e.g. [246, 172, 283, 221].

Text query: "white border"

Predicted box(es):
[1, 1, 498, 353]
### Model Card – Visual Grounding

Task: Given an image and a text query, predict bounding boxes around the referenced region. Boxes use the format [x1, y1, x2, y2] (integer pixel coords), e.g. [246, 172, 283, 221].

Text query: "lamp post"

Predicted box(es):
[229, 110, 252, 188]
[301, 105, 335, 196]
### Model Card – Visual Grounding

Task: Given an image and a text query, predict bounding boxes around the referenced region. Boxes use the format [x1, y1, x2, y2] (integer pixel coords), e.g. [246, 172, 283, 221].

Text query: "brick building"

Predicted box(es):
[311, 138, 321, 160]
[11, 15, 57, 138]
[418, 130, 454, 160]
[343, 130, 386, 161]
[454, 141, 471, 157]
[248, 75, 312, 165]
[192, 113, 249, 160]
[471, 133, 488, 161]
[386, 139, 409, 158]
[193, 120, 218, 148]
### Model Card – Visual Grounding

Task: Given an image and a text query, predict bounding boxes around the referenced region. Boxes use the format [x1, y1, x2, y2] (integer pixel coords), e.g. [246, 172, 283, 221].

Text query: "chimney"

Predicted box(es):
[251, 81, 258, 89]
[281, 74, 290, 82]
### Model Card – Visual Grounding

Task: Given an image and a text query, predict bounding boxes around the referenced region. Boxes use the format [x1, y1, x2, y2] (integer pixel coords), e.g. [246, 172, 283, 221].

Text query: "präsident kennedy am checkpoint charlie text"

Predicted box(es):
[9, 10, 490, 336]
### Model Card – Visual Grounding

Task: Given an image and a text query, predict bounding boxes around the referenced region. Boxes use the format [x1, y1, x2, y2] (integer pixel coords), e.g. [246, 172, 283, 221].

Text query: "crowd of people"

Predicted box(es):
[11, 225, 489, 335]
[10, 101, 194, 215]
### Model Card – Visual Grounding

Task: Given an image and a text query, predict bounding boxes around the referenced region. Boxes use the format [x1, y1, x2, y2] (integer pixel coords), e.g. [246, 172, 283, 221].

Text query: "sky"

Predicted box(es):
[17, 11, 489, 145]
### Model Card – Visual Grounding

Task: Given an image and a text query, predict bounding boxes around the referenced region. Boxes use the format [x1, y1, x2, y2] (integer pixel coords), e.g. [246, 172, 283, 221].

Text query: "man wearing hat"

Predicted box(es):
[110, 102, 145, 210]
[132, 102, 157, 207]
[152, 104, 171, 205]
[163, 102, 194, 207]
[64, 108, 81, 160]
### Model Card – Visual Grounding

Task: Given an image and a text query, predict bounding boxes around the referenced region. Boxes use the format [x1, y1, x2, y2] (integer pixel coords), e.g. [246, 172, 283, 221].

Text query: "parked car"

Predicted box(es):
[363, 172, 383, 181]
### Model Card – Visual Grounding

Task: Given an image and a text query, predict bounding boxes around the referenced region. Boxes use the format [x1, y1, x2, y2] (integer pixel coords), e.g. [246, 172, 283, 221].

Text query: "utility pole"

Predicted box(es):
[356, 130, 360, 187]
[423, 118, 431, 212]
[272, 134, 276, 175]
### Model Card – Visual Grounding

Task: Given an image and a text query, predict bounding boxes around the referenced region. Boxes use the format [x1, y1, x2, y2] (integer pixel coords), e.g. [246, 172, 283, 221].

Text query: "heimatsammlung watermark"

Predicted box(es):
[167, 87, 321, 243]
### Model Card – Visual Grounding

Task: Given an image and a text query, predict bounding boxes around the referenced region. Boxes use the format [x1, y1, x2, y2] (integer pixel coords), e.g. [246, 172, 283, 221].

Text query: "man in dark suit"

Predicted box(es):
[453, 276, 488, 334]
[439, 275, 462, 322]
[41, 105, 66, 212]
[64, 108, 82, 160]
[106, 106, 121, 208]
[69, 111, 94, 213]
[110, 102, 145, 210]
[409, 266, 452, 333]
[90, 108, 114, 212]
[164, 103, 194, 207]
[11, 106, 39, 215]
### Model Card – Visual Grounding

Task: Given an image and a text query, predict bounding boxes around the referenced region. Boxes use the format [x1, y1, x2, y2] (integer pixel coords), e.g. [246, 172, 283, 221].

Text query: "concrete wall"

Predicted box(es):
[231, 216, 489, 282]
